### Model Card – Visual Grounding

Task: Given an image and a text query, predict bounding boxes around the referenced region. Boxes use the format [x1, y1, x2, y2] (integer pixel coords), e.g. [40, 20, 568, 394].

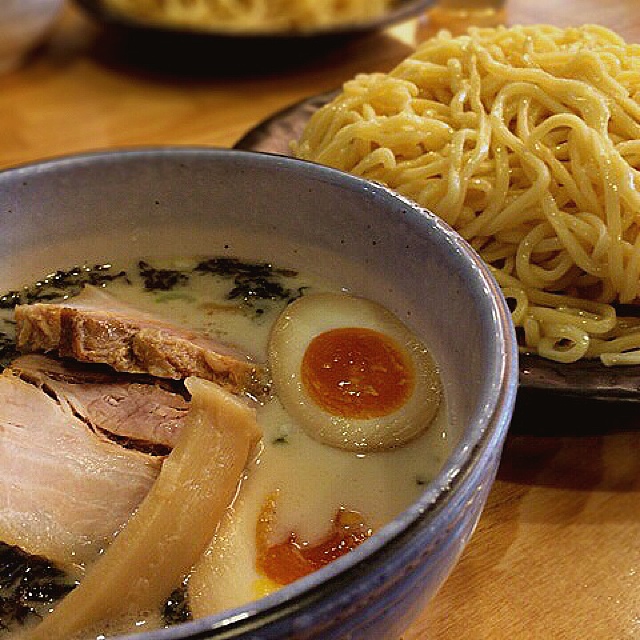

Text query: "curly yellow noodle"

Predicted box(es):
[102, 0, 391, 31]
[293, 24, 640, 365]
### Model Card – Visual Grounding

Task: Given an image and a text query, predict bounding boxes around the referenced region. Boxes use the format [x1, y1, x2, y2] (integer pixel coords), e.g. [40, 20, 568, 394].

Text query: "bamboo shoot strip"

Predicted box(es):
[22, 376, 262, 640]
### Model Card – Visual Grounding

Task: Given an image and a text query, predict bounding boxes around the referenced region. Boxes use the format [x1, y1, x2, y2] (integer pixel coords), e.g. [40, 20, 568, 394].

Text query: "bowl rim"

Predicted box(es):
[0, 146, 519, 639]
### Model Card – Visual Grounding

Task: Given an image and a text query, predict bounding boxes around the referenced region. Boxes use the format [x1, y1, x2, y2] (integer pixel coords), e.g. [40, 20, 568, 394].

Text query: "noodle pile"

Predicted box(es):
[293, 24, 640, 365]
[102, 0, 392, 32]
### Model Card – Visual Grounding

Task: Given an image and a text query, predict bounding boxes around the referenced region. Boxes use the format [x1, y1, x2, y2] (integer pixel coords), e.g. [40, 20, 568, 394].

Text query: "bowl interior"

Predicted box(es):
[1, 148, 508, 431]
[0, 147, 516, 637]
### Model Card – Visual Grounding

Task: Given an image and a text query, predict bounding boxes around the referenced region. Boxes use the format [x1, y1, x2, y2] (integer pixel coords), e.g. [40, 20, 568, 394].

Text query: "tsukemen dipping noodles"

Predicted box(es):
[293, 24, 640, 366]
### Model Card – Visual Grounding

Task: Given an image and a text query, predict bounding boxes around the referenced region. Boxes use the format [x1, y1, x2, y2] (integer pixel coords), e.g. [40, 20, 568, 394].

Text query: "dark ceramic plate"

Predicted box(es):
[234, 90, 640, 401]
[74, 0, 434, 45]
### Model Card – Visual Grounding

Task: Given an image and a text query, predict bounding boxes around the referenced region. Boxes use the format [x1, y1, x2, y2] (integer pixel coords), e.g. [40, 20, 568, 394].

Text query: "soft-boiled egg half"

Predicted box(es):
[268, 292, 442, 451]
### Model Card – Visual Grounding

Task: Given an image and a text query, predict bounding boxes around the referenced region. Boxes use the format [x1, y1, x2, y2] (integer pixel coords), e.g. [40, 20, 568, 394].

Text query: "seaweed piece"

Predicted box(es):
[194, 258, 301, 309]
[0, 332, 17, 371]
[0, 543, 74, 633]
[194, 257, 296, 281]
[0, 596, 31, 630]
[0, 265, 129, 310]
[138, 261, 189, 292]
[163, 585, 191, 626]
[226, 277, 290, 303]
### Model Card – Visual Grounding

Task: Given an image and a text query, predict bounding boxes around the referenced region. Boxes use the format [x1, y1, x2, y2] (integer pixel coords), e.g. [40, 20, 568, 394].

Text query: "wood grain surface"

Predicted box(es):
[2, 1, 640, 639]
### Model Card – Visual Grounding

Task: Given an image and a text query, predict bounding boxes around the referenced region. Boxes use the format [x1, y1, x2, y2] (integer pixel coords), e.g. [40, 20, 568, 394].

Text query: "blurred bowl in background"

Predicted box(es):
[71, 0, 435, 72]
[74, 0, 435, 38]
[0, 0, 66, 73]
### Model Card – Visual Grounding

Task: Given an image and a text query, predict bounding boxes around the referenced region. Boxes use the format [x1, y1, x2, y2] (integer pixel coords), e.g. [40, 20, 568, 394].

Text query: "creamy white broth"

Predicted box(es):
[187, 394, 451, 615]
[100, 258, 451, 531]
[0, 256, 452, 636]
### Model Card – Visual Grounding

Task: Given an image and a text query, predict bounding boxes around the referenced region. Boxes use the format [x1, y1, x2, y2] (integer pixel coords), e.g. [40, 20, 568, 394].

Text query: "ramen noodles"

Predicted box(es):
[293, 24, 640, 365]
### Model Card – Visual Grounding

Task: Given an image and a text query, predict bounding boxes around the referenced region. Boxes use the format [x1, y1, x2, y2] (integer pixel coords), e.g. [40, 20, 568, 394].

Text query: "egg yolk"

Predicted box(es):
[256, 495, 372, 586]
[301, 327, 414, 419]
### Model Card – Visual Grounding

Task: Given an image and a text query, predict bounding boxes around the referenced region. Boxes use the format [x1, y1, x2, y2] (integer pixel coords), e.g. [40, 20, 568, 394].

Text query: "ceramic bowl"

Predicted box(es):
[0, 147, 518, 639]
[0, 0, 66, 73]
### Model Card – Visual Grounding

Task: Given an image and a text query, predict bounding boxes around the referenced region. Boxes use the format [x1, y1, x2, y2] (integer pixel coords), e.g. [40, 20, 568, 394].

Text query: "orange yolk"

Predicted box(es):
[301, 327, 414, 419]
[256, 494, 372, 586]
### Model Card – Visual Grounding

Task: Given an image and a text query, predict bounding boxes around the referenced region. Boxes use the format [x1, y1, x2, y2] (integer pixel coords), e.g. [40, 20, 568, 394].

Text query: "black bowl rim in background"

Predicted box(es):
[70, 0, 435, 73]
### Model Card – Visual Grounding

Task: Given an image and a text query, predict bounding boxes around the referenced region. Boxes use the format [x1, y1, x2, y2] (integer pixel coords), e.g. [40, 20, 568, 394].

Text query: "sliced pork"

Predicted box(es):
[15, 285, 268, 396]
[10, 355, 190, 452]
[0, 366, 162, 569]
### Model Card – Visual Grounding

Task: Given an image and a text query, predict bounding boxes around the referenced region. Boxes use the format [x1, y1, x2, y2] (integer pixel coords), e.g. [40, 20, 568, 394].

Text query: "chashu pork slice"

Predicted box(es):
[0, 355, 197, 569]
[15, 285, 267, 396]
[11, 354, 189, 452]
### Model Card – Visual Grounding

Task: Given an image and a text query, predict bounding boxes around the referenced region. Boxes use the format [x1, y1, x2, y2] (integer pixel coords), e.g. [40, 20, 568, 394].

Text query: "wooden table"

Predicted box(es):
[2, 1, 640, 638]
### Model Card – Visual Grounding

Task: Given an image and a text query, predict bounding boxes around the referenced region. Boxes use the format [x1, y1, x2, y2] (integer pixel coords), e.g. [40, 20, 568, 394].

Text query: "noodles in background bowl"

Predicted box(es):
[293, 24, 640, 366]
[99, 0, 393, 32]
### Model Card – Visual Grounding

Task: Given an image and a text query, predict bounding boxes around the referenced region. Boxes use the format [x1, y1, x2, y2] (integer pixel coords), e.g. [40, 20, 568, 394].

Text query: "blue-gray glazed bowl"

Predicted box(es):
[0, 147, 518, 640]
